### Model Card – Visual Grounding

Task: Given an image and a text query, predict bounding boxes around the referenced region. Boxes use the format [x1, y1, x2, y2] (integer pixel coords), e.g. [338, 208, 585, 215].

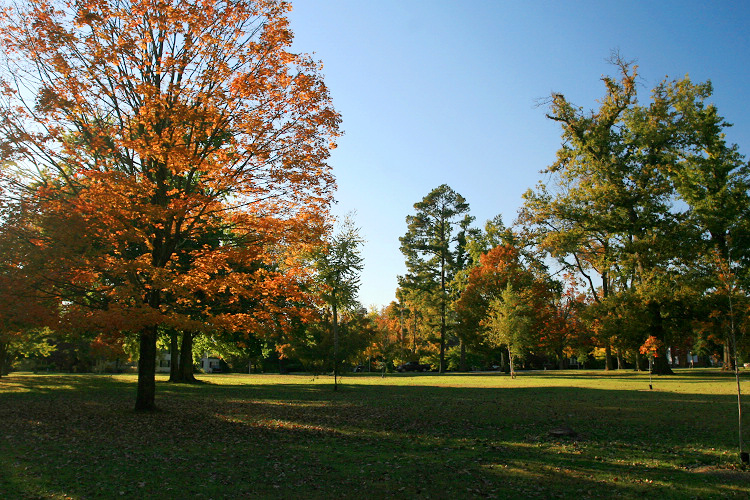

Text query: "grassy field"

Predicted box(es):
[1, 369, 749, 499]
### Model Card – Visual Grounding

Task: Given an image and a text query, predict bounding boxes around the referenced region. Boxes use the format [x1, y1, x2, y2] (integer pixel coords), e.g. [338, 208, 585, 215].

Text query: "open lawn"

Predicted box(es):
[1, 369, 749, 499]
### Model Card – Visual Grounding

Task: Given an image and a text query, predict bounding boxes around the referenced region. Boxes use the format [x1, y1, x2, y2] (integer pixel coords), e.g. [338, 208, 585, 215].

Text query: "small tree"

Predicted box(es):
[313, 216, 364, 390]
[713, 246, 748, 464]
[639, 335, 664, 390]
[485, 284, 532, 378]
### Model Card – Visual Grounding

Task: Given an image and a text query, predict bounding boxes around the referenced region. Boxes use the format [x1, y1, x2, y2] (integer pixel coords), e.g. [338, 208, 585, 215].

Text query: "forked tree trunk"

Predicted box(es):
[500, 350, 509, 373]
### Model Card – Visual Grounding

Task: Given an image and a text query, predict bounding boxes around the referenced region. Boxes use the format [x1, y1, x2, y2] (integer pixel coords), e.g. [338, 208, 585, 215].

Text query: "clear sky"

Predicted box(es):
[287, 0, 750, 310]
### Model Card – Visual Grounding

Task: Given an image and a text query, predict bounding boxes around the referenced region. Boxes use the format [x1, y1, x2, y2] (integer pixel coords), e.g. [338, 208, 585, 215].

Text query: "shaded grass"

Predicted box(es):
[1, 369, 748, 499]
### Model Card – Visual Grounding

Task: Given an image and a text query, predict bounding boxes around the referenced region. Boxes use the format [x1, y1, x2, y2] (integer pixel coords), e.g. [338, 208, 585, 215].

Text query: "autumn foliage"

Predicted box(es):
[0, 0, 340, 408]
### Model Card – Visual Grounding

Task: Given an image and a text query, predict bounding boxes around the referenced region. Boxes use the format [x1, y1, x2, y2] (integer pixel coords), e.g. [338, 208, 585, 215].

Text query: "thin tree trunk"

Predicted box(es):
[412, 310, 418, 353]
[459, 340, 467, 372]
[508, 347, 515, 379]
[617, 349, 624, 370]
[333, 301, 339, 391]
[439, 300, 446, 374]
[439, 250, 446, 374]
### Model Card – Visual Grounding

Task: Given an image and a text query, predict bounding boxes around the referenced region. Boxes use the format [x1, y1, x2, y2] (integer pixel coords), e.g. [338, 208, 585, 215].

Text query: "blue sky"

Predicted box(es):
[287, 0, 750, 309]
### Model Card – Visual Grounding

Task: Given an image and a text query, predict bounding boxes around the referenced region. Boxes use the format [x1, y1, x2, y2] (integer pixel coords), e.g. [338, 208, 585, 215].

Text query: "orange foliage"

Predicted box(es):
[0, 1, 341, 405]
[639, 336, 664, 358]
[455, 244, 551, 337]
[1, 0, 339, 332]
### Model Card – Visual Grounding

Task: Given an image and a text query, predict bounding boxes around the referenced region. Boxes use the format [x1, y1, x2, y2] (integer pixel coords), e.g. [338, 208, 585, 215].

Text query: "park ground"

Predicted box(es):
[1, 369, 749, 499]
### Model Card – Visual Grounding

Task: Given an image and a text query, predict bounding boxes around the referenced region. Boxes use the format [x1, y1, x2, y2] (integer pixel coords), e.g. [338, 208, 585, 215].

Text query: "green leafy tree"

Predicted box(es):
[485, 284, 533, 378]
[521, 54, 749, 374]
[312, 215, 364, 390]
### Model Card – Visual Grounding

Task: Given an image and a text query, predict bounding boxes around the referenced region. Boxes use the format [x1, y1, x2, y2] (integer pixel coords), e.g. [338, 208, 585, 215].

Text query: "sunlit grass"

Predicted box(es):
[1, 368, 748, 499]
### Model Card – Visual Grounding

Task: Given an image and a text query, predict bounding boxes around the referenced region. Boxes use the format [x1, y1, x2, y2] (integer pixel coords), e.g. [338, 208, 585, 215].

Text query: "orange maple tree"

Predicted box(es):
[0, 195, 60, 376]
[535, 277, 589, 369]
[455, 243, 554, 362]
[0, 0, 340, 409]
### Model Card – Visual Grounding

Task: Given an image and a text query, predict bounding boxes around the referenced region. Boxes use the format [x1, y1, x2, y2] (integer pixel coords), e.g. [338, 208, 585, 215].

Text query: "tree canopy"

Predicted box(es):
[0, 0, 341, 409]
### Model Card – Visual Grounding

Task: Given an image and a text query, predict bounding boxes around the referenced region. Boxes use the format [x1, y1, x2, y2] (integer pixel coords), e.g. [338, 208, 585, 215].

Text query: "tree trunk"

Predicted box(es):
[333, 302, 339, 391]
[439, 302, 446, 374]
[508, 347, 515, 379]
[653, 351, 674, 375]
[135, 324, 158, 411]
[412, 310, 418, 353]
[724, 342, 735, 371]
[634, 351, 643, 371]
[177, 331, 197, 383]
[168, 329, 180, 382]
[500, 350, 509, 373]
[648, 301, 673, 375]
[0, 340, 7, 377]
[439, 251, 446, 374]
[676, 346, 688, 368]
[558, 349, 566, 370]
[459, 340, 467, 372]
[605, 342, 614, 371]
[616, 349, 624, 370]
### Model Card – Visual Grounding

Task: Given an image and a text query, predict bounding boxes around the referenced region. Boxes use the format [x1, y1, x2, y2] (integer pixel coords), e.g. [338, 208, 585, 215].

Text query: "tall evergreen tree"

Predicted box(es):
[399, 184, 472, 373]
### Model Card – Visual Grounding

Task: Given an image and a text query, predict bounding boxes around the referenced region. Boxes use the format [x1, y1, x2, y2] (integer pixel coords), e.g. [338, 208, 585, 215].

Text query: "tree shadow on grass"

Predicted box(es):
[1, 376, 749, 499]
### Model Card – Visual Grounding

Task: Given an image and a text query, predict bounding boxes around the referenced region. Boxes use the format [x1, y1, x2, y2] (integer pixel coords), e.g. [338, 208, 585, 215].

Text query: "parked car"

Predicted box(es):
[396, 361, 431, 372]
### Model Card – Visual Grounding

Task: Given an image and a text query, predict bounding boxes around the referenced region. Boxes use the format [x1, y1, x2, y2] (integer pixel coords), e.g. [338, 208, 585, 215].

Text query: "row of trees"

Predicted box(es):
[390, 56, 750, 375]
[1, 1, 747, 412]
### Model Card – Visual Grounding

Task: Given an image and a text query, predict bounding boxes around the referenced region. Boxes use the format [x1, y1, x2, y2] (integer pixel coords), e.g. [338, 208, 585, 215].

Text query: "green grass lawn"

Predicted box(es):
[1, 368, 749, 499]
